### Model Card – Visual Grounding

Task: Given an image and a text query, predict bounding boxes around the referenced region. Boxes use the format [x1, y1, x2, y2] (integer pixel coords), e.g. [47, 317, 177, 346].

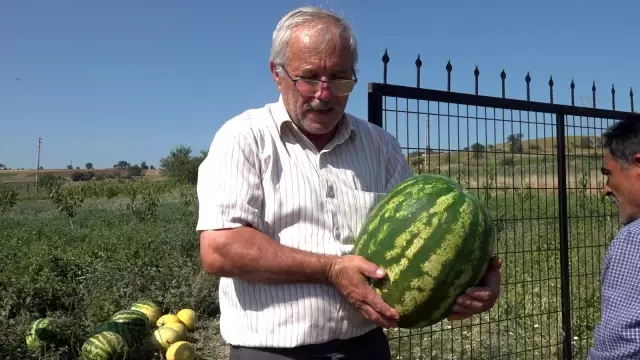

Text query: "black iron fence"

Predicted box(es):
[369, 50, 633, 360]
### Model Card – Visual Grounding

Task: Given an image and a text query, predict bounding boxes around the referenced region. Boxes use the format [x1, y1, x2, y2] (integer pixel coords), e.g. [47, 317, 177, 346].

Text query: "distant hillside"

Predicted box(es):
[406, 135, 608, 192]
[0, 168, 165, 183]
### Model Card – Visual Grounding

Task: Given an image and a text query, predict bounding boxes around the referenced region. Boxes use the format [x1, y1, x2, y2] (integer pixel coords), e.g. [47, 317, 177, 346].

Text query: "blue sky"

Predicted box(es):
[1, 0, 638, 169]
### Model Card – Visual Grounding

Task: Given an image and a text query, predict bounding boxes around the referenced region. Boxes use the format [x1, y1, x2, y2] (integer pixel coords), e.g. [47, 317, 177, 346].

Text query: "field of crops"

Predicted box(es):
[0, 153, 620, 359]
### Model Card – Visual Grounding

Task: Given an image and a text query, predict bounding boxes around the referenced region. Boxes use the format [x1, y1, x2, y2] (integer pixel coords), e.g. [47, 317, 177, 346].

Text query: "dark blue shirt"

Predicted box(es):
[589, 217, 640, 359]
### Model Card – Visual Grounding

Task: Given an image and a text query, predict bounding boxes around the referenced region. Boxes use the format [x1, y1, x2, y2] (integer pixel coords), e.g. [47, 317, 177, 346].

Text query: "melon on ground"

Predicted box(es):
[176, 309, 197, 331]
[130, 300, 162, 324]
[164, 321, 188, 341]
[91, 320, 135, 345]
[166, 341, 196, 360]
[151, 327, 181, 351]
[81, 331, 129, 360]
[157, 313, 182, 327]
[354, 173, 495, 328]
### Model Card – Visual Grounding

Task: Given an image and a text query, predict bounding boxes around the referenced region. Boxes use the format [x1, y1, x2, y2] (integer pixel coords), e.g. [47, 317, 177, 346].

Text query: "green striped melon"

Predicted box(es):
[354, 173, 495, 328]
[91, 321, 134, 345]
[28, 318, 59, 342]
[130, 300, 162, 324]
[111, 309, 149, 333]
[81, 331, 128, 360]
[25, 317, 65, 351]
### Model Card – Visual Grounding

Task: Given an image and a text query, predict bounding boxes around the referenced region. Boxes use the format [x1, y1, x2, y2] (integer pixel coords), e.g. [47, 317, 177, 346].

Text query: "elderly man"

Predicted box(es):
[588, 113, 640, 359]
[196, 6, 501, 360]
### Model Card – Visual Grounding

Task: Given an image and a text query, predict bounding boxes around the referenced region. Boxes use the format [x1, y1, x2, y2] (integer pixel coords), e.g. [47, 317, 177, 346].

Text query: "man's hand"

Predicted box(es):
[328, 255, 400, 329]
[447, 255, 501, 321]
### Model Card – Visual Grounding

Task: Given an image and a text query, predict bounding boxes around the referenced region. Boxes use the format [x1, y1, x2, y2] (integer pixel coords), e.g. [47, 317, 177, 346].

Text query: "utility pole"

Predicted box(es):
[36, 137, 42, 192]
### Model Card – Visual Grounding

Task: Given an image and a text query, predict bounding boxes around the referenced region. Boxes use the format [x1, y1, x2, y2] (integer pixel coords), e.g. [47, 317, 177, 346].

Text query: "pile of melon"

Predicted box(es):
[26, 300, 200, 360]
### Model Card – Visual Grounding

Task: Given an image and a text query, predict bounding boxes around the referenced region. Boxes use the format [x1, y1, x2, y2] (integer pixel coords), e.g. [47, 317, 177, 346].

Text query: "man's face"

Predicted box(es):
[602, 150, 640, 225]
[270, 23, 354, 137]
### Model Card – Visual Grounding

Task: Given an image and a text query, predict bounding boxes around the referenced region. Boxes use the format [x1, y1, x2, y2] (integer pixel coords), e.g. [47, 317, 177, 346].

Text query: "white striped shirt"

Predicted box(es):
[196, 95, 413, 348]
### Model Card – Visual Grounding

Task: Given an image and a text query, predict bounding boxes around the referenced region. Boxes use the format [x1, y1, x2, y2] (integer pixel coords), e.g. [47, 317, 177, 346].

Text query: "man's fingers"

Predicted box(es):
[355, 257, 386, 279]
[367, 293, 400, 320]
[464, 287, 497, 301]
[455, 295, 487, 311]
[357, 303, 397, 328]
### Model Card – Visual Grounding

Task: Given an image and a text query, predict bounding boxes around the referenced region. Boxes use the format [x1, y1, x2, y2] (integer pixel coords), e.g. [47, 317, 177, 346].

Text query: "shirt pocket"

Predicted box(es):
[333, 187, 387, 249]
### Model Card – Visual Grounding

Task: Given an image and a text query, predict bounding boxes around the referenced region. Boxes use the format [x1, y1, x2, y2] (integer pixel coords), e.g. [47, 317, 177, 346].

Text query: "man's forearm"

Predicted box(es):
[200, 226, 340, 284]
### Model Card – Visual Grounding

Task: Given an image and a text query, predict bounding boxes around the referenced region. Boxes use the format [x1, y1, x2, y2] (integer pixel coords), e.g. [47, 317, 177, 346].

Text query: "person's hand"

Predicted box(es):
[447, 255, 501, 321]
[328, 255, 400, 328]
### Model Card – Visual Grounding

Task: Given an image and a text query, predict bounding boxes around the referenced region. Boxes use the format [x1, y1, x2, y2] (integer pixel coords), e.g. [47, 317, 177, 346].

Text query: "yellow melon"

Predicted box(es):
[151, 327, 181, 351]
[176, 309, 198, 332]
[156, 314, 181, 327]
[165, 341, 196, 360]
[165, 321, 188, 340]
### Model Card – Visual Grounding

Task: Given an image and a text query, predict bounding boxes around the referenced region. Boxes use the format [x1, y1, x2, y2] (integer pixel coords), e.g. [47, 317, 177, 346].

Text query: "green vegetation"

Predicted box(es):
[1, 138, 619, 359]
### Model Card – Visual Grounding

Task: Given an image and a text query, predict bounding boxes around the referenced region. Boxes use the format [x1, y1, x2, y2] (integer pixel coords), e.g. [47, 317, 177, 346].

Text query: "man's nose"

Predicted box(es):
[315, 84, 333, 101]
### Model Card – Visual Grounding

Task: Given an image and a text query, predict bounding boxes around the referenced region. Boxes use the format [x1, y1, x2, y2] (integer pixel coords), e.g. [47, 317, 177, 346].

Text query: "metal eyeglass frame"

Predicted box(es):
[276, 64, 358, 96]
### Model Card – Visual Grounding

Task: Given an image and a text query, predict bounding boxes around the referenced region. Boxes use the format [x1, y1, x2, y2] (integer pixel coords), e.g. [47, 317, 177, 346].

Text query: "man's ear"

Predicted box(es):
[270, 61, 282, 87]
[633, 153, 640, 168]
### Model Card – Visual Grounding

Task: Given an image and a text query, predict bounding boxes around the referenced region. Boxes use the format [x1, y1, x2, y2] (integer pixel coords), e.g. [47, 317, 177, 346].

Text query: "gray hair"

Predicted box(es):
[269, 6, 358, 70]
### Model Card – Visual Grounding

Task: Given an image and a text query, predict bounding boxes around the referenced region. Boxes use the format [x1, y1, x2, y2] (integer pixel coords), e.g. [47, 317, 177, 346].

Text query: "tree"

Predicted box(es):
[470, 143, 485, 159]
[127, 164, 142, 177]
[67, 165, 73, 170]
[160, 145, 208, 185]
[113, 161, 131, 170]
[0, 163, 5, 170]
[85, 162, 93, 170]
[507, 133, 524, 153]
[140, 161, 149, 170]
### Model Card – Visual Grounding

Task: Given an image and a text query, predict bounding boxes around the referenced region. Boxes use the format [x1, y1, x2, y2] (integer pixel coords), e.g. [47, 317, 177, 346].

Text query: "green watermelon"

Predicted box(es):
[25, 317, 66, 351]
[81, 331, 128, 360]
[28, 318, 59, 342]
[25, 334, 45, 354]
[130, 300, 162, 324]
[111, 309, 149, 335]
[91, 321, 134, 345]
[354, 173, 495, 328]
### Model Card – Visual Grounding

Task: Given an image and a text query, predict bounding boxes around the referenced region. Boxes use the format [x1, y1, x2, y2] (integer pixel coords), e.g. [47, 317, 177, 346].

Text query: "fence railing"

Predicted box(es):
[369, 49, 633, 360]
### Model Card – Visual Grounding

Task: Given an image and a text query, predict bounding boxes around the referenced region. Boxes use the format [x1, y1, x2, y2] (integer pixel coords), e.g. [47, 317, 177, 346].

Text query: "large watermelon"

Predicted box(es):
[111, 309, 149, 337]
[81, 331, 128, 360]
[354, 173, 495, 328]
[25, 317, 67, 352]
[130, 300, 162, 324]
[91, 321, 135, 345]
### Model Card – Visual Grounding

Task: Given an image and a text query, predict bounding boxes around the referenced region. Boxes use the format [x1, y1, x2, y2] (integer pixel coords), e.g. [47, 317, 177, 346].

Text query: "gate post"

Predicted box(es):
[368, 84, 383, 128]
[555, 112, 573, 360]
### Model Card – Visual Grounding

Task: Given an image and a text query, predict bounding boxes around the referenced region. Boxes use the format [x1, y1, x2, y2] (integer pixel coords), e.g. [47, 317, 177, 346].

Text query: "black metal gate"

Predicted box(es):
[369, 50, 633, 360]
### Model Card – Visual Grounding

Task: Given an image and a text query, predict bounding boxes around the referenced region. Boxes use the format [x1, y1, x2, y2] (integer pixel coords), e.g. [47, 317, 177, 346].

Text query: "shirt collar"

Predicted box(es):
[271, 94, 357, 144]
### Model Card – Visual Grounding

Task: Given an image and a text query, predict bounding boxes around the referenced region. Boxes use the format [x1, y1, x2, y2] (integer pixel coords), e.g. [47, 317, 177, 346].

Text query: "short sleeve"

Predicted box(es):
[195, 121, 264, 233]
[384, 134, 414, 192]
[588, 225, 640, 359]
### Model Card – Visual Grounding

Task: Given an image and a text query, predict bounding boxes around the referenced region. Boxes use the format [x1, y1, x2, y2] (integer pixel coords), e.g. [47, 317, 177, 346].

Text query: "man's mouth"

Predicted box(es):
[310, 108, 332, 114]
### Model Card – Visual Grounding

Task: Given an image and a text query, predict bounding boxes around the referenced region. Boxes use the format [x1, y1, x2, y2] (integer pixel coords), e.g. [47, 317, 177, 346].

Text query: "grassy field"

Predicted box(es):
[0, 136, 620, 359]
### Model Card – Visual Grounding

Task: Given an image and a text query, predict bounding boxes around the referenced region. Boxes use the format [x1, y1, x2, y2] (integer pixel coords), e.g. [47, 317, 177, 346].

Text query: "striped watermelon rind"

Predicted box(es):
[354, 173, 495, 328]
[81, 331, 128, 360]
[26, 318, 65, 347]
[130, 300, 162, 324]
[91, 321, 134, 345]
[111, 309, 149, 329]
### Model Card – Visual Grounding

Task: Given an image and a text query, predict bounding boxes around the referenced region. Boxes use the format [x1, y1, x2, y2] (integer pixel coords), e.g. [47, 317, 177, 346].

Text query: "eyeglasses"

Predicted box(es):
[277, 65, 358, 96]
